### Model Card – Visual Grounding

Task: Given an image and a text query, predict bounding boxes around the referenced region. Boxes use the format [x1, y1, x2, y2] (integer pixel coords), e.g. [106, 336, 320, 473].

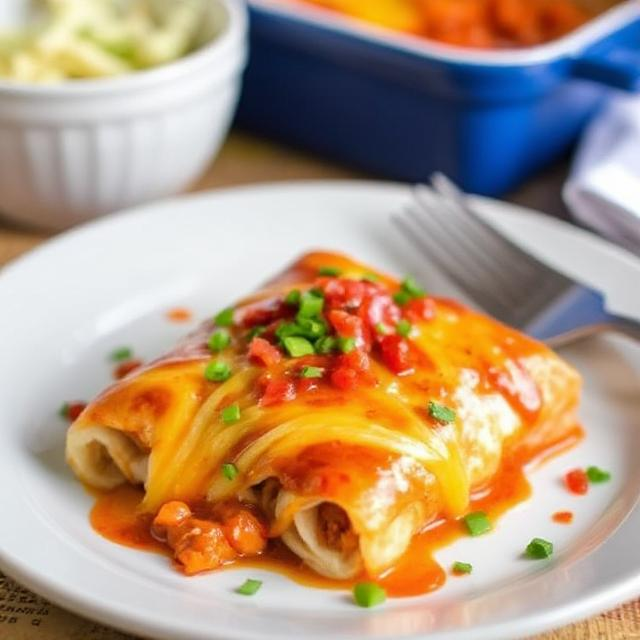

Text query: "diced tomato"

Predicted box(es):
[249, 337, 282, 367]
[329, 345, 378, 391]
[328, 310, 370, 349]
[114, 359, 143, 380]
[321, 277, 386, 310]
[328, 310, 359, 338]
[404, 297, 437, 323]
[315, 276, 335, 295]
[360, 293, 401, 330]
[339, 349, 370, 373]
[331, 367, 358, 391]
[565, 469, 589, 495]
[341, 279, 368, 309]
[379, 335, 412, 375]
[321, 278, 363, 310]
[221, 510, 268, 556]
[330, 350, 377, 390]
[66, 402, 87, 421]
[260, 378, 296, 406]
[316, 277, 341, 306]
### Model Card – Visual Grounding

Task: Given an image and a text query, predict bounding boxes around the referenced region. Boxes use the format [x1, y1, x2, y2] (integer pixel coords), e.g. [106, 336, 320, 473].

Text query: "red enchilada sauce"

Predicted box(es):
[294, 0, 601, 49]
[86, 262, 582, 598]
[91, 424, 581, 597]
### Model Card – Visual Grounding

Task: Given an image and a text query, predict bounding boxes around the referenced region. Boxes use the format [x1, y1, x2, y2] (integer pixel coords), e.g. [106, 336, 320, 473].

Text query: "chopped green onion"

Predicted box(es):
[294, 317, 327, 339]
[276, 318, 327, 341]
[59, 402, 70, 418]
[452, 561, 473, 574]
[362, 273, 379, 283]
[586, 466, 611, 483]
[285, 289, 301, 306]
[401, 276, 425, 298]
[236, 578, 262, 596]
[428, 401, 456, 424]
[221, 462, 238, 481]
[204, 361, 231, 382]
[110, 346, 133, 362]
[396, 319, 413, 338]
[338, 336, 356, 354]
[375, 323, 391, 335]
[300, 365, 324, 379]
[353, 582, 386, 608]
[525, 537, 554, 559]
[208, 330, 231, 352]
[214, 308, 234, 327]
[246, 325, 266, 340]
[221, 404, 241, 424]
[283, 336, 315, 358]
[318, 266, 342, 277]
[275, 322, 300, 340]
[463, 511, 492, 537]
[316, 336, 337, 354]
[298, 291, 324, 318]
[393, 290, 411, 306]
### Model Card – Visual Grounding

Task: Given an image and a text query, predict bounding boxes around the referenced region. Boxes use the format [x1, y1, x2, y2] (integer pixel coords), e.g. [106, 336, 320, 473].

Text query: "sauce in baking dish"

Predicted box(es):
[289, 0, 618, 48]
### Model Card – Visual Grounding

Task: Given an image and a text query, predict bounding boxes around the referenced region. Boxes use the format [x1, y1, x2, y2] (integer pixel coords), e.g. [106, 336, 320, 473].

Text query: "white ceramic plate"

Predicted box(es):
[0, 181, 639, 640]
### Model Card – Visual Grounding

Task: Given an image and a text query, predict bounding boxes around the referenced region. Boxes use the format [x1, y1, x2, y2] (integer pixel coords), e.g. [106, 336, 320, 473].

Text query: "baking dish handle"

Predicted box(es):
[572, 49, 640, 92]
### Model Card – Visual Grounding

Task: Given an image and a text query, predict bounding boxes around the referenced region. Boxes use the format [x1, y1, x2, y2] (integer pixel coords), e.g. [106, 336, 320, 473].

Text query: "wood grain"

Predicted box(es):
[0, 131, 637, 640]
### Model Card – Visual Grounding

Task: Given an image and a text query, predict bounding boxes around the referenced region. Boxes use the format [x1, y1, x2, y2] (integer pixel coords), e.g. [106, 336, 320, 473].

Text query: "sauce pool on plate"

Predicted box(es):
[552, 511, 574, 524]
[90, 424, 581, 598]
[166, 308, 194, 323]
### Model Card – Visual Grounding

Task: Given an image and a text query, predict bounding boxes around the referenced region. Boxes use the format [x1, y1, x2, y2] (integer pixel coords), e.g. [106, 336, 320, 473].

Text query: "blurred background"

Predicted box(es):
[0, 0, 639, 252]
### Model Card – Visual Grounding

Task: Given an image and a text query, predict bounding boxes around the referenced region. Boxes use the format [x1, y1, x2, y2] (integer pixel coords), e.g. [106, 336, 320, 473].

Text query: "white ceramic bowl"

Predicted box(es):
[0, 0, 247, 230]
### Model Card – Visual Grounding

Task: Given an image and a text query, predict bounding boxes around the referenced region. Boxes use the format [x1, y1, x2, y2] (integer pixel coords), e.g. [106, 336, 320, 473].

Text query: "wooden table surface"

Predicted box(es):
[0, 132, 638, 640]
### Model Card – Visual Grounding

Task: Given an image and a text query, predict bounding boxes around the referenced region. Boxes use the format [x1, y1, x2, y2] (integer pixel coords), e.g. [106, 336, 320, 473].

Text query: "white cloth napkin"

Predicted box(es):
[564, 94, 640, 256]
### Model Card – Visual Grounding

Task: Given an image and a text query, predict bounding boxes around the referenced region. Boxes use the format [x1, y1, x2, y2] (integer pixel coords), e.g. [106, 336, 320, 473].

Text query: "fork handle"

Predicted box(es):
[606, 314, 640, 343]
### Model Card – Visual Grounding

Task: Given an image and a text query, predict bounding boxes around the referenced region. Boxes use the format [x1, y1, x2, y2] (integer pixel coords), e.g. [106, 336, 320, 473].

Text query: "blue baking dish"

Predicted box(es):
[236, 0, 640, 195]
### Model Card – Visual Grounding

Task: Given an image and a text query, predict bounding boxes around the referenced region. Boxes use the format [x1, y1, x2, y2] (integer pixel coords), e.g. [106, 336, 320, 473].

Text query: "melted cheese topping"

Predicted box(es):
[69, 251, 578, 549]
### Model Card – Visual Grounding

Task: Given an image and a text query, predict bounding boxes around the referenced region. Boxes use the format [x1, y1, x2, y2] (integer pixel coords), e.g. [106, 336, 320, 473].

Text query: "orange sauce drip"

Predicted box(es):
[90, 484, 167, 556]
[90, 424, 582, 598]
[296, 0, 594, 49]
[552, 510, 574, 524]
[166, 307, 193, 323]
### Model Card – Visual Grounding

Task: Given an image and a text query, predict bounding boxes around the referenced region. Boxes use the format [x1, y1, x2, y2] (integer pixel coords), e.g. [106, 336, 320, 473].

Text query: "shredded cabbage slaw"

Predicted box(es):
[0, 0, 208, 83]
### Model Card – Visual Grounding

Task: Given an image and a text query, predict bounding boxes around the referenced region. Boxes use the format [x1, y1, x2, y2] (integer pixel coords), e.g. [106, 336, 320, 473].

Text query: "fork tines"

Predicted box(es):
[393, 174, 574, 328]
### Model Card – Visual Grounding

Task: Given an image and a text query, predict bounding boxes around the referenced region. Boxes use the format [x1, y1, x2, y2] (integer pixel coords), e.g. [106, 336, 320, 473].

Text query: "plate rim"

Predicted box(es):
[3, 179, 640, 282]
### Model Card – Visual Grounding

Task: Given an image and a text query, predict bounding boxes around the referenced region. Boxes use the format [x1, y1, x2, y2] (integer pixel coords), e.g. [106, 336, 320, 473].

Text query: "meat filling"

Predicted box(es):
[152, 500, 268, 575]
[317, 503, 359, 554]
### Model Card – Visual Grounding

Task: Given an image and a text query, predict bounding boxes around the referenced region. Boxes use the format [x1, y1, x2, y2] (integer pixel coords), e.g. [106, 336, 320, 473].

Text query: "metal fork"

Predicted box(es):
[394, 174, 640, 347]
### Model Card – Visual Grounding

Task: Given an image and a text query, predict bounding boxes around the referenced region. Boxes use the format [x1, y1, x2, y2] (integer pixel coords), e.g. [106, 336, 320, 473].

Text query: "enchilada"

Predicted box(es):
[66, 251, 581, 594]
